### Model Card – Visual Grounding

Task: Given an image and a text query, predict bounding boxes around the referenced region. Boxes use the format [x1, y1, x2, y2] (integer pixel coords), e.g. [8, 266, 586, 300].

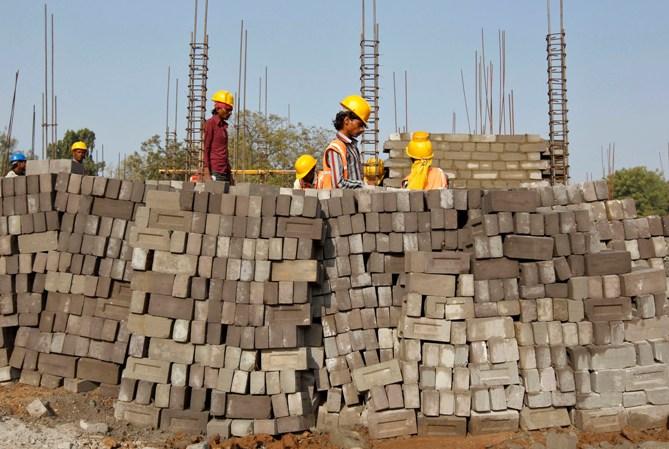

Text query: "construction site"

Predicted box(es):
[1, 1, 669, 448]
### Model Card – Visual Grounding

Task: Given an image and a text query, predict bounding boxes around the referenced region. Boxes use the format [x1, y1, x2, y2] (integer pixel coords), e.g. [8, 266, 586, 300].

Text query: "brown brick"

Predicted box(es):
[482, 190, 539, 213]
[148, 294, 193, 320]
[584, 251, 632, 276]
[473, 258, 519, 280]
[225, 394, 272, 419]
[503, 235, 554, 261]
[18, 231, 58, 253]
[160, 409, 208, 433]
[91, 198, 134, 219]
[584, 297, 633, 321]
[148, 209, 192, 232]
[77, 358, 120, 384]
[621, 269, 666, 296]
[271, 260, 319, 282]
[130, 272, 175, 295]
[38, 353, 76, 378]
[114, 401, 161, 428]
[404, 251, 470, 274]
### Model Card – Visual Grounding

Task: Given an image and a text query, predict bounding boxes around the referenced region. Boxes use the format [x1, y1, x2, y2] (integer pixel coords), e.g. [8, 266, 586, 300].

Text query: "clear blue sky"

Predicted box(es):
[2, 0, 669, 181]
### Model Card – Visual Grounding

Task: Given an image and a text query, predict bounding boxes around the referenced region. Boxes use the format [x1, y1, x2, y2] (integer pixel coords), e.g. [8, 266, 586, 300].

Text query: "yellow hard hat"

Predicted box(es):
[364, 157, 384, 178]
[406, 131, 433, 159]
[340, 95, 371, 125]
[211, 90, 235, 107]
[294, 154, 317, 180]
[71, 141, 88, 152]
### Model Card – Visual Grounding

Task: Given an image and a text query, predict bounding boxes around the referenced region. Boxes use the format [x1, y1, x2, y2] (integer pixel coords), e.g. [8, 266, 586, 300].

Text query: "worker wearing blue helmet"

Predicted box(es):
[6, 152, 26, 177]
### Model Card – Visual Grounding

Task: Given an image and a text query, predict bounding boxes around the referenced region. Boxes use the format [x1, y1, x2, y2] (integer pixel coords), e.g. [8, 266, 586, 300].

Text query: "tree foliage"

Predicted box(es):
[122, 136, 189, 181]
[47, 129, 105, 175]
[122, 111, 331, 185]
[609, 166, 669, 216]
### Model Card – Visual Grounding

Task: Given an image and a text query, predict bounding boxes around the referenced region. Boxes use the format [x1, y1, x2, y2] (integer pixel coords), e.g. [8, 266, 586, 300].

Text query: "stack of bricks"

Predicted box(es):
[347, 181, 669, 439]
[383, 133, 549, 189]
[314, 188, 475, 436]
[115, 184, 325, 437]
[0, 170, 668, 440]
[0, 173, 59, 384]
[11, 172, 145, 391]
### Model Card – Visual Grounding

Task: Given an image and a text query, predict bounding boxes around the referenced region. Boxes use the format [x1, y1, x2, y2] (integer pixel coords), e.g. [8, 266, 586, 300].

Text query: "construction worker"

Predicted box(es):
[203, 90, 234, 188]
[318, 95, 370, 189]
[293, 154, 318, 189]
[402, 131, 448, 190]
[71, 141, 88, 165]
[363, 156, 385, 186]
[6, 151, 26, 177]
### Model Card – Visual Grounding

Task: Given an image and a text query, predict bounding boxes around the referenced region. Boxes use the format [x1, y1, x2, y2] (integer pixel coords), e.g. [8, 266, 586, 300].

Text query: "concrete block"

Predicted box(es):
[401, 317, 451, 342]
[468, 410, 519, 435]
[503, 235, 554, 261]
[572, 407, 626, 432]
[416, 415, 466, 436]
[352, 359, 402, 391]
[621, 269, 666, 296]
[114, 401, 160, 428]
[519, 407, 571, 430]
[367, 409, 417, 439]
[466, 317, 514, 341]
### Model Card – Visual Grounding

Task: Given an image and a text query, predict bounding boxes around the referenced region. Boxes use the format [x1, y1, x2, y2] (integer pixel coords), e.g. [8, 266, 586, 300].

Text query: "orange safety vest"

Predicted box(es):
[403, 167, 448, 190]
[316, 139, 348, 190]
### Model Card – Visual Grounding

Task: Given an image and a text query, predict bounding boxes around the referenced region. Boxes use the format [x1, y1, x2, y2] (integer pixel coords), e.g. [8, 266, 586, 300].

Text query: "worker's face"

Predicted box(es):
[73, 149, 87, 162]
[14, 161, 26, 175]
[343, 116, 366, 138]
[304, 167, 316, 184]
[217, 106, 233, 121]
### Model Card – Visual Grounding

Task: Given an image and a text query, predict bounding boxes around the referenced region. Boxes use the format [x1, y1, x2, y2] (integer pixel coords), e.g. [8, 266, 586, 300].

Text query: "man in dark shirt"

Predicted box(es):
[203, 90, 235, 185]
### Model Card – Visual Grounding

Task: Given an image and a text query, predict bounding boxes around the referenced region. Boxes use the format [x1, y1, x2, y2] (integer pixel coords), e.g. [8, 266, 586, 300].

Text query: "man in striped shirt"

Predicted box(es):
[319, 95, 370, 189]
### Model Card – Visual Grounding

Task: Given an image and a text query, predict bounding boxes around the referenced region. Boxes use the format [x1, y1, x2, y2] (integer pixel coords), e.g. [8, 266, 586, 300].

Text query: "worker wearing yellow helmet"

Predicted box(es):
[363, 156, 385, 186]
[402, 131, 448, 190]
[71, 141, 88, 165]
[293, 154, 319, 189]
[317, 94, 369, 189]
[204, 90, 235, 189]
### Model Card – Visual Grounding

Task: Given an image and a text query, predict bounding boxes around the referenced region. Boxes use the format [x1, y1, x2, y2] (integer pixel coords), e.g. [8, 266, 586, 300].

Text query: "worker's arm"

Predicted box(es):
[202, 119, 213, 180]
[326, 149, 363, 189]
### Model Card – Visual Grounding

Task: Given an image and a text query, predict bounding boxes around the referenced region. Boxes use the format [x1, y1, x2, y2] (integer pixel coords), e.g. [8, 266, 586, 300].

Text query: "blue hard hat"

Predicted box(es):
[9, 152, 26, 163]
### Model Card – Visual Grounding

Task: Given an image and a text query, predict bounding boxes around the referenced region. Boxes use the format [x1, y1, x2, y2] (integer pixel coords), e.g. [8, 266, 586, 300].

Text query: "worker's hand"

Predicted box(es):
[362, 183, 376, 190]
[202, 168, 212, 182]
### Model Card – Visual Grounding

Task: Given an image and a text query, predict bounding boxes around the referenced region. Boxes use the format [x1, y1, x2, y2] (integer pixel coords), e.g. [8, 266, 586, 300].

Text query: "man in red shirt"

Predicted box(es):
[203, 90, 235, 185]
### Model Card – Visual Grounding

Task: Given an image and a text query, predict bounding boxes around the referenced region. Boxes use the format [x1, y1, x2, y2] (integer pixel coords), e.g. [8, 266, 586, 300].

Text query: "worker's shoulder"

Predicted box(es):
[326, 138, 347, 152]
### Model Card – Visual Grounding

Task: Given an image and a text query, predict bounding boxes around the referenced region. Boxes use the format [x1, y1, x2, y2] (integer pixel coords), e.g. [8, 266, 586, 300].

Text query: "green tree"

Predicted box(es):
[0, 131, 19, 175]
[122, 112, 330, 185]
[47, 128, 105, 175]
[229, 111, 330, 185]
[609, 166, 669, 216]
[122, 135, 189, 181]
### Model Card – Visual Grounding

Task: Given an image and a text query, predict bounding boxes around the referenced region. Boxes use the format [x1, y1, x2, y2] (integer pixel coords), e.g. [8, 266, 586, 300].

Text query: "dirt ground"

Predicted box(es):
[1, 383, 669, 449]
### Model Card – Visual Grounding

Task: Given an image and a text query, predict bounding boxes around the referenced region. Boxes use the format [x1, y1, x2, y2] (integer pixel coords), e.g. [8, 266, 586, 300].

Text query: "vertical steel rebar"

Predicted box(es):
[51, 13, 55, 150]
[393, 72, 398, 133]
[43, 4, 48, 158]
[404, 70, 408, 133]
[264, 66, 268, 119]
[460, 68, 471, 134]
[243, 28, 248, 175]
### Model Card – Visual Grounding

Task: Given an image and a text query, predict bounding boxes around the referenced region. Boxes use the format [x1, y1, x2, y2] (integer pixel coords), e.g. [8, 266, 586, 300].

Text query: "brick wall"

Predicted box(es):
[383, 133, 550, 188]
[0, 162, 668, 439]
